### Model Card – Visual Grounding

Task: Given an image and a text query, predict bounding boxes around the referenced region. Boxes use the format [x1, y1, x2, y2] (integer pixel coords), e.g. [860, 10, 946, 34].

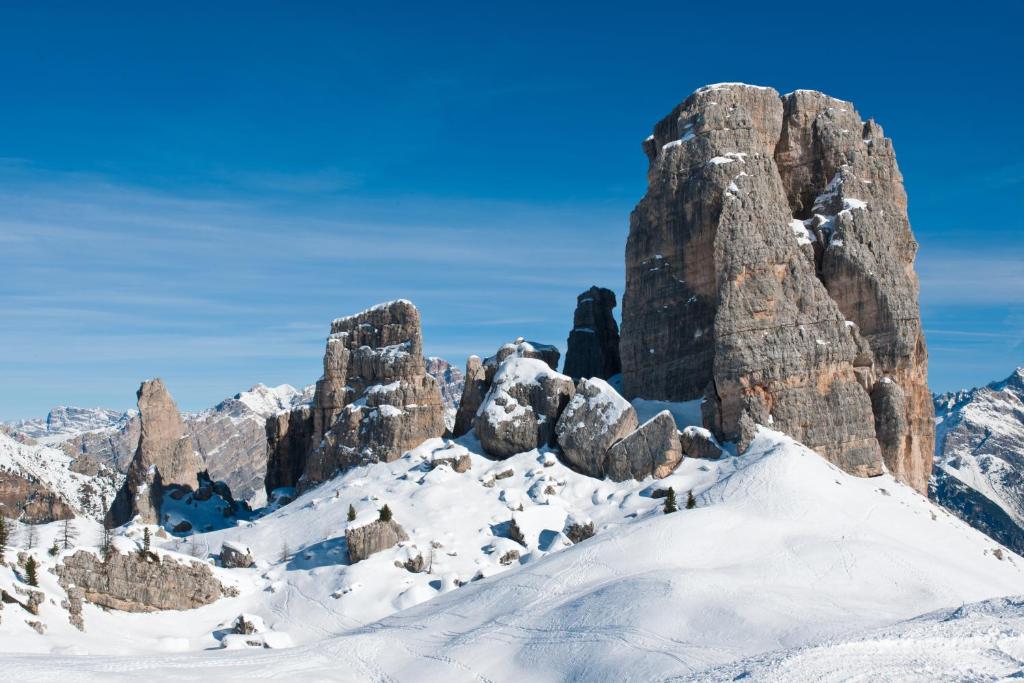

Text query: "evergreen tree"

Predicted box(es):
[278, 542, 290, 563]
[138, 527, 152, 559]
[61, 518, 78, 549]
[686, 490, 697, 510]
[664, 487, 678, 514]
[25, 555, 38, 587]
[378, 504, 393, 522]
[100, 526, 114, 562]
[347, 504, 357, 522]
[0, 514, 8, 558]
[48, 542, 59, 556]
[24, 524, 38, 549]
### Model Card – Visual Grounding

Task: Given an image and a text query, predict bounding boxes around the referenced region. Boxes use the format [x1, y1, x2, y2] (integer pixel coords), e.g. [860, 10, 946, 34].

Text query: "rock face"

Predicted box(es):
[55, 550, 224, 613]
[555, 378, 639, 477]
[474, 352, 576, 458]
[0, 432, 120, 523]
[620, 83, 933, 492]
[931, 368, 1024, 554]
[605, 411, 683, 482]
[345, 519, 409, 563]
[265, 301, 446, 493]
[452, 339, 562, 438]
[563, 287, 622, 381]
[107, 379, 205, 527]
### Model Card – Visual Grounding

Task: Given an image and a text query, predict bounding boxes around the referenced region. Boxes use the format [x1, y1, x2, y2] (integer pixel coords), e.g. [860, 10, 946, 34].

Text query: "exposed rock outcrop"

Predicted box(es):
[620, 83, 933, 492]
[424, 356, 465, 431]
[265, 301, 446, 493]
[563, 287, 622, 381]
[452, 339, 562, 439]
[55, 550, 225, 613]
[605, 411, 682, 482]
[107, 380, 205, 527]
[679, 426, 724, 459]
[345, 519, 409, 563]
[474, 353, 575, 458]
[555, 378, 639, 477]
[220, 541, 255, 569]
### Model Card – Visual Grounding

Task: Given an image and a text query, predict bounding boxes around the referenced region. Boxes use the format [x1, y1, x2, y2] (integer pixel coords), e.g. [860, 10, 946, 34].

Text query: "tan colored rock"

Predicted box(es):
[345, 519, 409, 563]
[605, 411, 683, 482]
[55, 550, 224, 613]
[555, 377, 639, 478]
[620, 83, 933, 491]
[107, 379, 204, 527]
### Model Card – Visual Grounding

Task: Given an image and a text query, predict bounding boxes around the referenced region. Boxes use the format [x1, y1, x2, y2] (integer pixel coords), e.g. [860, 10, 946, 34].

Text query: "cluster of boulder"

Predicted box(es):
[619, 83, 934, 493]
[452, 338, 721, 481]
[266, 300, 448, 493]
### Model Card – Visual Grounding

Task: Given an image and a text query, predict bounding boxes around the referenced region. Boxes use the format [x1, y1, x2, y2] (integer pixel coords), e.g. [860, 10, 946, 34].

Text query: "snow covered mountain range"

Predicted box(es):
[931, 367, 1024, 554]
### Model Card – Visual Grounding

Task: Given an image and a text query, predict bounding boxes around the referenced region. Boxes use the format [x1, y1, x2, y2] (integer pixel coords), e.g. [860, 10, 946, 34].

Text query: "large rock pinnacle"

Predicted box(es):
[620, 83, 933, 492]
[107, 379, 204, 526]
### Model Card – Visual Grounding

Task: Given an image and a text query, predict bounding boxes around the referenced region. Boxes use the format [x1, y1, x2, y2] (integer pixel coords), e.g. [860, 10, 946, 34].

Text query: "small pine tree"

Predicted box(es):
[24, 524, 38, 549]
[138, 527, 152, 559]
[0, 514, 8, 558]
[378, 504, 393, 523]
[101, 526, 114, 562]
[347, 504, 357, 522]
[278, 542, 290, 563]
[25, 555, 38, 587]
[48, 542, 59, 557]
[61, 518, 78, 549]
[664, 487, 678, 514]
[686, 490, 697, 510]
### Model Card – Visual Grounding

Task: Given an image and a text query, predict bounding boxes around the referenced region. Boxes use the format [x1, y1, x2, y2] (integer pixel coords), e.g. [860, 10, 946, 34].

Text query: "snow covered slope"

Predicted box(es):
[696, 595, 1024, 682]
[0, 432, 121, 521]
[932, 367, 1024, 553]
[1, 428, 1021, 681]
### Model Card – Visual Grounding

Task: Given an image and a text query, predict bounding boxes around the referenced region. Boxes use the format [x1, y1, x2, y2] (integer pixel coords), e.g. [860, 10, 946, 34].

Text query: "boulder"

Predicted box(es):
[619, 83, 933, 491]
[606, 411, 683, 482]
[220, 541, 255, 569]
[55, 550, 224, 613]
[563, 286, 622, 381]
[679, 426, 724, 459]
[555, 378, 639, 478]
[345, 519, 409, 563]
[474, 357, 576, 458]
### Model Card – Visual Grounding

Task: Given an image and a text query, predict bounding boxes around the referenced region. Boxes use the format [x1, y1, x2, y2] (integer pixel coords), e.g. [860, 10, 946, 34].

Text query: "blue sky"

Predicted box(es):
[1, 1, 1021, 420]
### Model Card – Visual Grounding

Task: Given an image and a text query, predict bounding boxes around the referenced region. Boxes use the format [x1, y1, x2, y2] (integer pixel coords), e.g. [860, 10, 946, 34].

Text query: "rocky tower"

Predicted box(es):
[563, 286, 622, 381]
[620, 83, 933, 493]
[265, 300, 447, 492]
[107, 379, 203, 526]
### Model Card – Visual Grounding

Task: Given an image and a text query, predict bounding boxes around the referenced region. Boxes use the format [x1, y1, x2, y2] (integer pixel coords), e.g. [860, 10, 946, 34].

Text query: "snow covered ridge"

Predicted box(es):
[931, 366, 1024, 555]
[0, 433, 121, 521]
[2, 427, 1022, 680]
[7, 406, 133, 443]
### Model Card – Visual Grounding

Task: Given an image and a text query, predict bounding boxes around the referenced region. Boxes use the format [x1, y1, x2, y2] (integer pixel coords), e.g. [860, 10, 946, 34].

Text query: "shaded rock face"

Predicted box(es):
[620, 83, 933, 492]
[563, 287, 622, 381]
[266, 301, 446, 493]
[452, 339, 562, 438]
[555, 378, 639, 477]
[605, 411, 682, 482]
[474, 355, 576, 458]
[424, 357, 465, 432]
[220, 542, 255, 569]
[345, 519, 409, 563]
[55, 550, 224, 613]
[107, 379, 205, 527]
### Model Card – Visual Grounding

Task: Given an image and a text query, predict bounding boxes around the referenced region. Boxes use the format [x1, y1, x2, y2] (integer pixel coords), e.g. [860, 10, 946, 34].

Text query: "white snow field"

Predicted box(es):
[1, 426, 1022, 680]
